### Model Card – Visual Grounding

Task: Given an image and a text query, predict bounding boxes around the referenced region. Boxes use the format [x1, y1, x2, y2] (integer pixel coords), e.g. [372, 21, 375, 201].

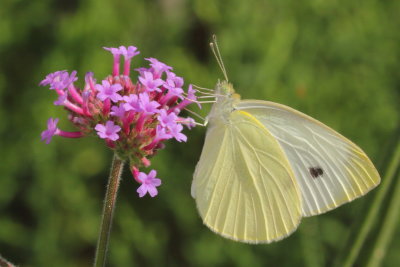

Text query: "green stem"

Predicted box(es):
[341, 139, 400, 267]
[94, 154, 124, 267]
[366, 163, 400, 266]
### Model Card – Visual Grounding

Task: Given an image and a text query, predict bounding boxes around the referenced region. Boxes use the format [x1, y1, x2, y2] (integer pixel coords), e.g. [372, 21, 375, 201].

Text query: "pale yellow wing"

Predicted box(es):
[192, 110, 302, 243]
[236, 100, 381, 217]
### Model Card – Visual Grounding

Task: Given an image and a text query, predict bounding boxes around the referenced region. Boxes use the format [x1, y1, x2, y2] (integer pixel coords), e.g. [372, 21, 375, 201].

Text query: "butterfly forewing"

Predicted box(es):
[236, 100, 381, 217]
[192, 109, 302, 243]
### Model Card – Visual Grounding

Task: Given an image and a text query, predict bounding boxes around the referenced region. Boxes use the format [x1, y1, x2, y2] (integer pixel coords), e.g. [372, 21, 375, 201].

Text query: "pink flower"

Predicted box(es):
[41, 117, 83, 143]
[145, 58, 172, 75]
[85, 72, 96, 84]
[54, 94, 67, 106]
[96, 80, 123, 102]
[138, 92, 160, 115]
[158, 109, 177, 129]
[110, 103, 126, 118]
[164, 78, 184, 99]
[119, 46, 140, 60]
[123, 94, 141, 112]
[40, 70, 77, 91]
[103, 47, 123, 56]
[166, 71, 184, 88]
[95, 121, 121, 141]
[136, 170, 162, 197]
[41, 118, 60, 144]
[138, 71, 164, 92]
[156, 125, 173, 140]
[105, 46, 140, 60]
[169, 123, 187, 142]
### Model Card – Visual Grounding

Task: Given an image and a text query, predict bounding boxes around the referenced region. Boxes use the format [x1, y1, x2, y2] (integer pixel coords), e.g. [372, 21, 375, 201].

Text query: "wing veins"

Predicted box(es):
[311, 133, 356, 199]
[202, 129, 230, 223]
[234, 124, 296, 235]
[233, 137, 271, 239]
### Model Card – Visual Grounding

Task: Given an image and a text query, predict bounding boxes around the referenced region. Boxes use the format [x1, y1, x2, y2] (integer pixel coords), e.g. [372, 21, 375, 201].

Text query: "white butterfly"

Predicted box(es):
[191, 37, 380, 244]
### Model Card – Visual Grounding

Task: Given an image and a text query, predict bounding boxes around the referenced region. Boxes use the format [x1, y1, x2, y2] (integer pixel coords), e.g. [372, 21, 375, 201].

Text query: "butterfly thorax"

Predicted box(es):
[206, 80, 241, 125]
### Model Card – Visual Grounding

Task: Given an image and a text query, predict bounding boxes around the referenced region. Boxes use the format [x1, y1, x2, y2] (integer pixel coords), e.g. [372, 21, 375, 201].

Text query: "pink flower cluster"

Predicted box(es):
[40, 46, 200, 198]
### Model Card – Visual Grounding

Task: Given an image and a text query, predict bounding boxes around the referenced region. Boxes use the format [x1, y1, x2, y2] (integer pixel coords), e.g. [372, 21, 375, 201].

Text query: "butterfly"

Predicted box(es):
[191, 36, 380, 244]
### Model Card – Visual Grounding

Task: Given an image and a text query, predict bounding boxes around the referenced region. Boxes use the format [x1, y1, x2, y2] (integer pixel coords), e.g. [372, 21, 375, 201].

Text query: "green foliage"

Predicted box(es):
[0, 0, 398, 266]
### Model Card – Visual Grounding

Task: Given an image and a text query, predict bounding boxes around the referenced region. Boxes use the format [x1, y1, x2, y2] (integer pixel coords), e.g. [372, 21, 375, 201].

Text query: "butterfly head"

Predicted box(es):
[205, 80, 241, 125]
[216, 80, 235, 95]
[215, 80, 241, 101]
[217, 80, 241, 98]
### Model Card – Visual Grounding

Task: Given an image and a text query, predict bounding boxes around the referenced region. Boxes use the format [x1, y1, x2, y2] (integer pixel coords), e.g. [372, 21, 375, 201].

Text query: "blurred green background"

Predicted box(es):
[0, 0, 399, 266]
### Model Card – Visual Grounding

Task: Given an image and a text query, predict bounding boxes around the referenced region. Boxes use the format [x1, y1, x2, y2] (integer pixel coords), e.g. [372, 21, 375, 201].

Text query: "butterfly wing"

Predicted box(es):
[192, 109, 302, 243]
[236, 100, 381, 217]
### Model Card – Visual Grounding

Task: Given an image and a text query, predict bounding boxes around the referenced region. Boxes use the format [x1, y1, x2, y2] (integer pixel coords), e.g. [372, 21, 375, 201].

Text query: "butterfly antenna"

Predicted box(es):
[210, 34, 229, 82]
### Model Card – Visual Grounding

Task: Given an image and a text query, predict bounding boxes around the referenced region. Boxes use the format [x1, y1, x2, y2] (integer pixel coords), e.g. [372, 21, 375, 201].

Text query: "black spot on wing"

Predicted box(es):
[309, 167, 324, 179]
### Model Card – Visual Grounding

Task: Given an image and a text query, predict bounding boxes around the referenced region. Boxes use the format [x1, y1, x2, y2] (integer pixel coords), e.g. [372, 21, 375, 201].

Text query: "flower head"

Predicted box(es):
[136, 170, 162, 197]
[40, 45, 201, 197]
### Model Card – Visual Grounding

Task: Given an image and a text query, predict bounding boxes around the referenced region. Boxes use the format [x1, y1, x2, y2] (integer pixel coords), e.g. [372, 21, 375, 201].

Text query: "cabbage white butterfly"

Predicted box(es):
[191, 36, 380, 243]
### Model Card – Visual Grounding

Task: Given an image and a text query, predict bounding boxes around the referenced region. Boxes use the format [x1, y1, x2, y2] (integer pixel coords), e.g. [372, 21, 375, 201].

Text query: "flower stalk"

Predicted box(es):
[94, 154, 124, 267]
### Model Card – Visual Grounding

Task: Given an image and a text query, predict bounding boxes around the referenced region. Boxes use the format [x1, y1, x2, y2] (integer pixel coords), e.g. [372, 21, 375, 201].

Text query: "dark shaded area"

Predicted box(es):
[185, 15, 212, 63]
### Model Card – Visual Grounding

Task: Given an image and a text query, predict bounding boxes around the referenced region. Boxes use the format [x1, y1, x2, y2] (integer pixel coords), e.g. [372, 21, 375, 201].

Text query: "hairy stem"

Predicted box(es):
[94, 154, 124, 267]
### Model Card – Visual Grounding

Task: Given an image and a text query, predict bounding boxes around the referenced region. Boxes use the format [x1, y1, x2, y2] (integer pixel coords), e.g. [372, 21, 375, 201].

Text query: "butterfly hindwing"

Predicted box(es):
[237, 100, 381, 216]
[192, 109, 302, 243]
